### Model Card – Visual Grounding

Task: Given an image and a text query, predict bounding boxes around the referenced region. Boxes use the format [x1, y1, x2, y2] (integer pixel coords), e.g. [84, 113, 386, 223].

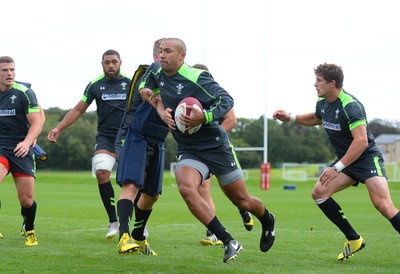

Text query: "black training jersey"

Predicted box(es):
[0, 82, 40, 145]
[82, 73, 131, 136]
[315, 89, 379, 159]
[139, 62, 234, 150]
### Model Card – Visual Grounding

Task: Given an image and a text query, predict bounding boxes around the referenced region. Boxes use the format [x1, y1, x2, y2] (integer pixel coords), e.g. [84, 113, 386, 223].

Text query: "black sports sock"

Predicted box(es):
[256, 208, 274, 228]
[117, 199, 133, 239]
[99, 182, 117, 223]
[131, 206, 152, 241]
[206, 216, 233, 245]
[21, 201, 37, 231]
[389, 211, 400, 233]
[133, 191, 142, 208]
[318, 197, 359, 240]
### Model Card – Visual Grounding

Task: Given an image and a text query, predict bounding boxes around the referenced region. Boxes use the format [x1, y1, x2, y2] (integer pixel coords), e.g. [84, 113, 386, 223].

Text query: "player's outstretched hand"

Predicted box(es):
[139, 88, 156, 108]
[272, 110, 290, 123]
[47, 127, 60, 144]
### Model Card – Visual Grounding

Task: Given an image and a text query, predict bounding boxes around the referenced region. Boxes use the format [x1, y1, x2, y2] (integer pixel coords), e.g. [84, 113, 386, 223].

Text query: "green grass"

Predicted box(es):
[0, 169, 399, 273]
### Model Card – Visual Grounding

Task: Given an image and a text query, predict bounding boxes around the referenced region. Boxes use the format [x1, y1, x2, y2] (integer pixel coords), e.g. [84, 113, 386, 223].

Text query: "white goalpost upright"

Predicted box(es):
[282, 162, 400, 183]
[282, 163, 327, 182]
[385, 162, 400, 182]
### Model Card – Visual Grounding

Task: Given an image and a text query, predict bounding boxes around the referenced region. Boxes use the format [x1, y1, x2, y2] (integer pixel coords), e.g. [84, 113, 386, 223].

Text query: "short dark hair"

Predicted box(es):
[153, 38, 164, 56]
[0, 56, 14, 64]
[192, 63, 209, 71]
[102, 50, 120, 60]
[163, 38, 186, 53]
[314, 63, 344, 88]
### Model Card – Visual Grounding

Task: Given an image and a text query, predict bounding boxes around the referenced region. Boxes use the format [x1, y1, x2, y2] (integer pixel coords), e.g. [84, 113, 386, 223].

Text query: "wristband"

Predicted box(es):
[289, 113, 296, 123]
[333, 160, 345, 173]
[53, 127, 61, 133]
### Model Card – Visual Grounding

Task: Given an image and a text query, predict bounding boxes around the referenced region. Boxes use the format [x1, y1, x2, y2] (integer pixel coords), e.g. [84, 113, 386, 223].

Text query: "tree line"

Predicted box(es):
[36, 108, 400, 170]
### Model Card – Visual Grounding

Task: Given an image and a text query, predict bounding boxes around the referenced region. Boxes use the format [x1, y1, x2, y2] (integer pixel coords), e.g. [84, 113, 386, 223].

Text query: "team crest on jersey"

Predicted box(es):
[121, 82, 128, 90]
[176, 84, 184, 95]
[10, 95, 17, 103]
[101, 93, 127, 100]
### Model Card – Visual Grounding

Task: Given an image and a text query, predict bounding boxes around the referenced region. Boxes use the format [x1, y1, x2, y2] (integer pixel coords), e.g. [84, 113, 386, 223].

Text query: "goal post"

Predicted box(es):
[385, 162, 400, 182]
[282, 162, 400, 182]
[282, 163, 327, 182]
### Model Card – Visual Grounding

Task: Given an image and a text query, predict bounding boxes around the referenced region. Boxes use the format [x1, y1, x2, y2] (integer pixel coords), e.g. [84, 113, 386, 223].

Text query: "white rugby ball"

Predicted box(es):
[174, 97, 203, 135]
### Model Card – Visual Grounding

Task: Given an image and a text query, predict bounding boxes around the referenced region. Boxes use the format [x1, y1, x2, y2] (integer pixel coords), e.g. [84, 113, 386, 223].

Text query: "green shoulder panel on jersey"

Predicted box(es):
[12, 82, 29, 92]
[338, 90, 355, 107]
[82, 74, 106, 100]
[88, 72, 131, 85]
[120, 71, 133, 80]
[13, 82, 40, 113]
[89, 74, 106, 85]
[138, 65, 162, 94]
[179, 63, 216, 100]
[178, 63, 203, 82]
[339, 90, 367, 131]
[126, 65, 148, 112]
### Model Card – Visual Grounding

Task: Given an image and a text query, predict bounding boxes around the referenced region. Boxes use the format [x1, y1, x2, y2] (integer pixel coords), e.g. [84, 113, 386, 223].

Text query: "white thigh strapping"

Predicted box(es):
[93, 153, 116, 171]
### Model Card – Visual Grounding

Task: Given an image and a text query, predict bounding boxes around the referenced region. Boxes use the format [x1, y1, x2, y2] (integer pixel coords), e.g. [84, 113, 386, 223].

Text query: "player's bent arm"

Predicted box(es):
[155, 98, 175, 130]
[139, 88, 156, 108]
[56, 101, 89, 131]
[32, 104, 46, 146]
[47, 101, 89, 143]
[295, 113, 322, 126]
[221, 108, 237, 133]
[39, 104, 46, 127]
[339, 125, 368, 167]
[25, 112, 44, 146]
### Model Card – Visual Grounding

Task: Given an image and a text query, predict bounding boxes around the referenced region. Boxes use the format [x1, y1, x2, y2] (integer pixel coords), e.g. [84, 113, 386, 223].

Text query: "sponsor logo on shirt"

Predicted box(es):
[101, 93, 127, 100]
[0, 109, 16, 116]
[322, 119, 341, 131]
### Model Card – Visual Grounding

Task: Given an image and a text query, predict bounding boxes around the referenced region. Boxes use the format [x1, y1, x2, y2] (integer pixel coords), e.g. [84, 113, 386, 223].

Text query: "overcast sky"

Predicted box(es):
[3, 0, 399, 121]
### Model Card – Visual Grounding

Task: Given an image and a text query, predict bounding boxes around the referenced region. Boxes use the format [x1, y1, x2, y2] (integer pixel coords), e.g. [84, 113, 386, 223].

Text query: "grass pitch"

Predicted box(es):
[0, 169, 399, 273]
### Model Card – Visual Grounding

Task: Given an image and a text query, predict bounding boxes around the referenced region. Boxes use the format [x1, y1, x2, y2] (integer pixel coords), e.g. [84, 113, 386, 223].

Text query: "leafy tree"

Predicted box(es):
[36, 108, 400, 171]
[369, 118, 400, 137]
[37, 108, 97, 170]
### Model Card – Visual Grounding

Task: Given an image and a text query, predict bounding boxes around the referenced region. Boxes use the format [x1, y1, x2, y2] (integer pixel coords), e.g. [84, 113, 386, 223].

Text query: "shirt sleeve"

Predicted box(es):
[197, 73, 234, 124]
[139, 62, 161, 94]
